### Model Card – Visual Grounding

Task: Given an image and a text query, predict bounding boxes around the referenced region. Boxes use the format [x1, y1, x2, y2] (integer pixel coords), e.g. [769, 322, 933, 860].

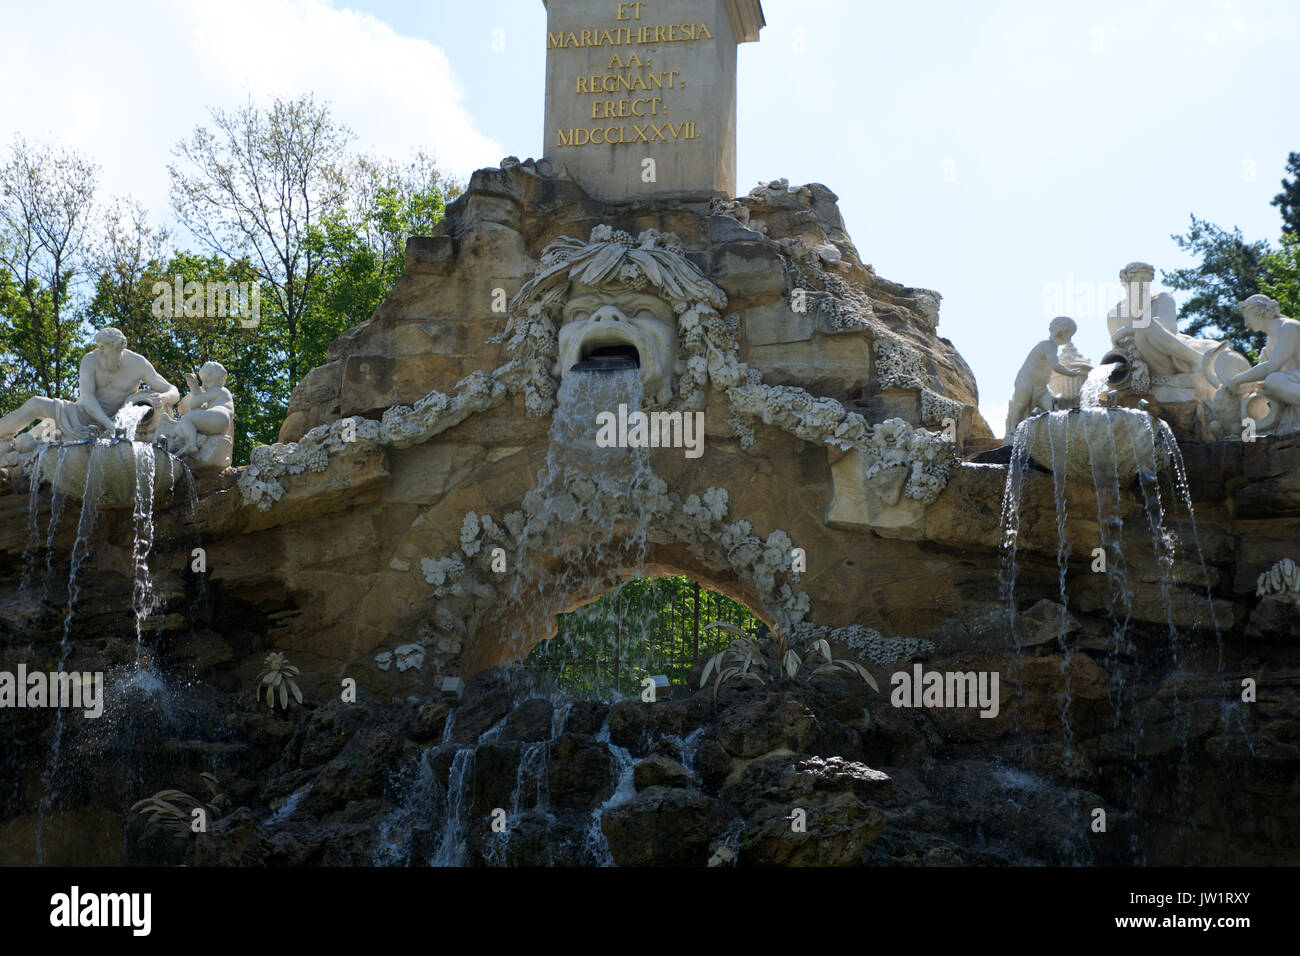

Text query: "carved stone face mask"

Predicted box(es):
[553, 283, 683, 405]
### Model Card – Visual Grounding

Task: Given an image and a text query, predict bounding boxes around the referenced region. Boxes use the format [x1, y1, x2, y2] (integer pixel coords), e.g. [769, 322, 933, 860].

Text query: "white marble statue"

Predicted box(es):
[0, 328, 235, 479]
[1106, 261, 1250, 405]
[1049, 339, 1093, 406]
[1006, 316, 1089, 435]
[0, 327, 178, 442]
[1227, 294, 1300, 434]
[154, 361, 236, 474]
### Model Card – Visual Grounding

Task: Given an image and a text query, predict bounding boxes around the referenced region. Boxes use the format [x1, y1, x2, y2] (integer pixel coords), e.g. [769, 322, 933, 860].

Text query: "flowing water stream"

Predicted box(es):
[496, 368, 657, 667]
[998, 404, 1224, 862]
[28, 402, 194, 862]
[373, 367, 668, 866]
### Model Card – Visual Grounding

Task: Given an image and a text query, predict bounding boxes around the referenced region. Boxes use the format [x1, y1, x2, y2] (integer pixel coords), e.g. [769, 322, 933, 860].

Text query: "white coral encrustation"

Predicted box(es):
[794, 623, 937, 668]
[422, 483, 816, 646]
[1257, 557, 1300, 598]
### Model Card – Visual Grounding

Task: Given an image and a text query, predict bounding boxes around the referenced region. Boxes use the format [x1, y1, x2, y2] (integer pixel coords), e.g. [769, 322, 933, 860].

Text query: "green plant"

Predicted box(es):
[256, 651, 303, 709]
[698, 622, 880, 695]
[130, 773, 231, 837]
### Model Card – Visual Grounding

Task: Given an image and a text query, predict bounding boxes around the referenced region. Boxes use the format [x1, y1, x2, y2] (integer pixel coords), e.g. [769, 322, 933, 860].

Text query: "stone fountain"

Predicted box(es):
[0, 0, 1297, 869]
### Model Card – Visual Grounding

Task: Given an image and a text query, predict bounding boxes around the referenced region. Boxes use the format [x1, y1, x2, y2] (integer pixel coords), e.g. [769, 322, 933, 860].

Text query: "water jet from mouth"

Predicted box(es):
[572, 344, 640, 373]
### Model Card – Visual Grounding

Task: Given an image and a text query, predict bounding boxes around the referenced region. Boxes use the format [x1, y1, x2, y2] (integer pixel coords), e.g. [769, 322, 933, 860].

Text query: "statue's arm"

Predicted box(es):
[1230, 344, 1286, 388]
[1277, 324, 1300, 367]
[75, 357, 115, 431]
[1230, 365, 1268, 388]
[183, 385, 219, 412]
[138, 358, 180, 409]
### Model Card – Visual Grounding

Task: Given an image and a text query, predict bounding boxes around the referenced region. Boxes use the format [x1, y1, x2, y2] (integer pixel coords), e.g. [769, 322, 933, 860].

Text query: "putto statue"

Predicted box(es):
[158, 362, 236, 474]
[0, 328, 235, 479]
[1005, 316, 1089, 435]
[1229, 294, 1300, 435]
[1008, 262, 1300, 442]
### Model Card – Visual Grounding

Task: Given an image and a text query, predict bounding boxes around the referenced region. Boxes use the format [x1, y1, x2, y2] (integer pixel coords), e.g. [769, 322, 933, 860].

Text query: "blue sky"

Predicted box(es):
[3, 0, 1296, 433]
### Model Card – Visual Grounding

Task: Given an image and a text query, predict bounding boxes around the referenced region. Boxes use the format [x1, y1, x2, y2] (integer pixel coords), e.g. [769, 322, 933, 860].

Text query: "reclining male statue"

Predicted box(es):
[0, 327, 178, 443]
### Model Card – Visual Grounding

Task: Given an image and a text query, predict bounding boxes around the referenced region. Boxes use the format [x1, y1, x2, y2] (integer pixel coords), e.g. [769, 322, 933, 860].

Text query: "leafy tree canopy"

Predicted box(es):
[1162, 215, 1272, 358]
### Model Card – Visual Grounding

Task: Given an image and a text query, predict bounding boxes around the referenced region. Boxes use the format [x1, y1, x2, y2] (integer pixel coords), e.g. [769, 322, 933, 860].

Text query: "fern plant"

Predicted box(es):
[256, 651, 303, 710]
[131, 773, 232, 837]
[698, 622, 879, 696]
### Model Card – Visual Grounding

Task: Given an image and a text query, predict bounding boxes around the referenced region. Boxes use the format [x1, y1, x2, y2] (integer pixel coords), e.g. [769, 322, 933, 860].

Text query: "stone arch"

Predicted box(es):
[376, 470, 805, 679]
[466, 548, 773, 675]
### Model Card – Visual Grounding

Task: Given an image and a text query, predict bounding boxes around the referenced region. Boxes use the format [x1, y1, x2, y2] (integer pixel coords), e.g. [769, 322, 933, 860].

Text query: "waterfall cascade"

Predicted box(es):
[999, 398, 1230, 862]
[25, 401, 198, 862]
[373, 367, 691, 866]
[495, 367, 660, 673]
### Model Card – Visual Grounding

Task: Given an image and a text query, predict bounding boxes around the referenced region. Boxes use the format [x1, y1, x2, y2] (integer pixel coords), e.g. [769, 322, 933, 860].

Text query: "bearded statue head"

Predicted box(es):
[503, 226, 728, 408]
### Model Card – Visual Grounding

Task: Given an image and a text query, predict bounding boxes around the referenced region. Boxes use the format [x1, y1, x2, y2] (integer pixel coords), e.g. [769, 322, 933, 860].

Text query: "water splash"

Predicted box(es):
[130, 433, 158, 661]
[32, 402, 170, 862]
[429, 749, 476, 867]
[39, 452, 72, 608]
[1078, 363, 1122, 409]
[483, 739, 552, 867]
[998, 420, 1032, 633]
[498, 369, 659, 677]
[575, 716, 639, 867]
[265, 784, 314, 826]
[17, 443, 50, 608]
[1043, 413, 1077, 769]
[373, 746, 438, 866]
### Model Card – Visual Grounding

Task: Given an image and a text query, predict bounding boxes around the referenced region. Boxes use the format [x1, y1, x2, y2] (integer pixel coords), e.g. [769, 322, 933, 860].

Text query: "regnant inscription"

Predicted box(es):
[550, 4, 710, 149]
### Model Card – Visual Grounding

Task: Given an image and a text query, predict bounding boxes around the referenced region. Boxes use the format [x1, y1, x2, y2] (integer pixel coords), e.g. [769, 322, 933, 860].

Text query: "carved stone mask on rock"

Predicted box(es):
[554, 282, 683, 406]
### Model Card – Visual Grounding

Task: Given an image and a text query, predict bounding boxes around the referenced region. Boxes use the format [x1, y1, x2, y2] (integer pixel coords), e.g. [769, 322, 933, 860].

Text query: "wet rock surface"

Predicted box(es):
[5, 617, 1295, 868]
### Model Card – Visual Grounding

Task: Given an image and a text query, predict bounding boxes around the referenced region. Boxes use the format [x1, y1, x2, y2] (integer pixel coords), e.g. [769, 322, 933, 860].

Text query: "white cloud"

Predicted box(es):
[178, 0, 501, 174]
[0, 0, 502, 228]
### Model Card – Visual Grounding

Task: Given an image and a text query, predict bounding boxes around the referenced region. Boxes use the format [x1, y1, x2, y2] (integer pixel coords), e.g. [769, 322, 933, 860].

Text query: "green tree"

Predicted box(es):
[86, 244, 270, 464]
[300, 152, 458, 375]
[526, 575, 761, 699]
[170, 94, 352, 422]
[0, 273, 32, 409]
[1162, 215, 1272, 357]
[0, 137, 99, 403]
[1272, 152, 1300, 237]
[169, 97, 458, 454]
[86, 197, 170, 354]
[1261, 234, 1300, 319]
